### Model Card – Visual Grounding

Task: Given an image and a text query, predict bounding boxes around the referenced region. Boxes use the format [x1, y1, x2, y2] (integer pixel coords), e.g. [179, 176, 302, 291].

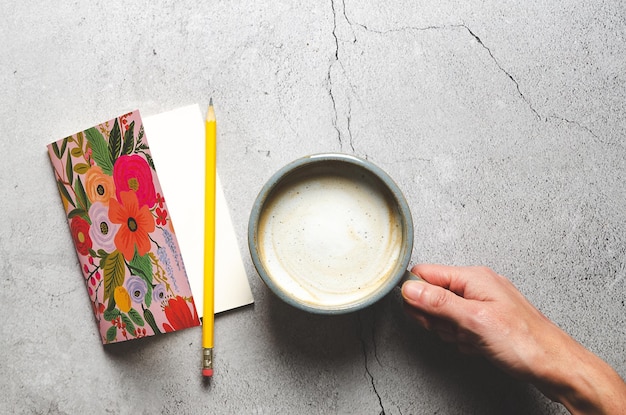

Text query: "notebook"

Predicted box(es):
[48, 110, 201, 343]
[143, 104, 254, 316]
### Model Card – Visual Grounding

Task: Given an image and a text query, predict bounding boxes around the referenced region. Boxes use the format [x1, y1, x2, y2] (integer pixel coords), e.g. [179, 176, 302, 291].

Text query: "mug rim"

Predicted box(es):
[248, 153, 414, 314]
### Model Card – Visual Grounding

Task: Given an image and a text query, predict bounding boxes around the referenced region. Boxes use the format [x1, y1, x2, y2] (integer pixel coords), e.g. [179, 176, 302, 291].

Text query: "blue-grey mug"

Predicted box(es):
[248, 153, 416, 314]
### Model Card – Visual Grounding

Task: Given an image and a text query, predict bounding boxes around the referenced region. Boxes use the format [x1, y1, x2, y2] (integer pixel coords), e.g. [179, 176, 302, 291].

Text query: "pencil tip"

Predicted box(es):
[209, 97, 213, 106]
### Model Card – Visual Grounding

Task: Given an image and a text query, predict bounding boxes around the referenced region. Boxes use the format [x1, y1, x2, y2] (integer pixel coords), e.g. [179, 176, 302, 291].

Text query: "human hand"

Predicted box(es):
[401, 264, 626, 415]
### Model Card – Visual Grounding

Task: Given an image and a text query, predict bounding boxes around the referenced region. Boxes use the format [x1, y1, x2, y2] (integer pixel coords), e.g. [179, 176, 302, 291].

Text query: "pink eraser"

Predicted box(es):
[202, 368, 214, 377]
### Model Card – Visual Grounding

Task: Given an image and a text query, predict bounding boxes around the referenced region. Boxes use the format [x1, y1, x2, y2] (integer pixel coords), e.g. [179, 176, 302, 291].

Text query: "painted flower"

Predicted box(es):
[156, 207, 168, 226]
[152, 283, 167, 303]
[125, 275, 148, 304]
[92, 301, 105, 316]
[114, 286, 132, 313]
[109, 190, 156, 261]
[155, 193, 165, 208]
[162, 296, 200, 332]
[113, 155, 157, 208]
[85, 166, 115, 205]
[88, 201, 120, 252]
[70, 216, 92, 256]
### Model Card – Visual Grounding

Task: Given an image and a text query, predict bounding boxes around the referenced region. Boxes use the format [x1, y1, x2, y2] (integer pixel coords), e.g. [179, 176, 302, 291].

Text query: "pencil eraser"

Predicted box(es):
[202, 368, 214, 377]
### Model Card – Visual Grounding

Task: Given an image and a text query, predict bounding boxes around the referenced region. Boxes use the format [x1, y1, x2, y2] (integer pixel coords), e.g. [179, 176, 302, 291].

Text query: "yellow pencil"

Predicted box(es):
[202, 98, 216, 377]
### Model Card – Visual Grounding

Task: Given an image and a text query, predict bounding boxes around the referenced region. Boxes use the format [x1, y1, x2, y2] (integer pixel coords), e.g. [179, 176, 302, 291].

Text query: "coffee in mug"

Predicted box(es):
[248, 153, 414, 314]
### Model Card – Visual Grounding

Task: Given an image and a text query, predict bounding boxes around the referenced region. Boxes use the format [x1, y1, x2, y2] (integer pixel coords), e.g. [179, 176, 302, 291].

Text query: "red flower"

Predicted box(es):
[113, 155, 157, 208]
[70, 216, 92, 256]
[162, 296, 200, 332]
[92, 301, 105, 316]
[108, 190, 156, 261]
[155, 193, 165, 208]
[156, 207, 168, 226]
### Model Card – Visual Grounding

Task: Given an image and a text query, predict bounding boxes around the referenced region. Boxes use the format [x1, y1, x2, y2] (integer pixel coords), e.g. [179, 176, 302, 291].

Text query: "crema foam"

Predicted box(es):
[257, 162, 404, 310]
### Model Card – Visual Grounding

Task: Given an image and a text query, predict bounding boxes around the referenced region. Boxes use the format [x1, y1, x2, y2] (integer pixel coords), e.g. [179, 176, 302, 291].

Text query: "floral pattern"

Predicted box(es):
[47, 110, 200, 344]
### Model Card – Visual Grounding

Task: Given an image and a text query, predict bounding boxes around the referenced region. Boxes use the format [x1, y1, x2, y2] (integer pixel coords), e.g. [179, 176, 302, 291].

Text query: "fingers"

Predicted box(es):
[404, 305, 478, 353]
[411, 263, 503, 300]
[401, 279, 470, 326]
[410, 264, 474, 296]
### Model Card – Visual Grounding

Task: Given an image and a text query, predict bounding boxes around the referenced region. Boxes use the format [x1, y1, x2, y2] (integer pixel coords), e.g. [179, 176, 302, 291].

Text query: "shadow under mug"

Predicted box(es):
[248, 153, 418, 314]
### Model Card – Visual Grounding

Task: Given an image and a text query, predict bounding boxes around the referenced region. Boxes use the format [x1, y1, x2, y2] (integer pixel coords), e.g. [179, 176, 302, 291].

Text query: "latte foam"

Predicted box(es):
[256, 162, 405, 310]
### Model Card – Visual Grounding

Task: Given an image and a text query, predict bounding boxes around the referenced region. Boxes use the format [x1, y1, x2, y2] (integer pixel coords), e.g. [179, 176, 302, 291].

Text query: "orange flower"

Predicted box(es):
[85, 166, 115, 205]
[108, 191, 155, 261]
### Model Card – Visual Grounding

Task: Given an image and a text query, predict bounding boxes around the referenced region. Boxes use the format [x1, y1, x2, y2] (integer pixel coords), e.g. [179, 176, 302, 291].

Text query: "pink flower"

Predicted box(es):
[113, 155, 157, 208]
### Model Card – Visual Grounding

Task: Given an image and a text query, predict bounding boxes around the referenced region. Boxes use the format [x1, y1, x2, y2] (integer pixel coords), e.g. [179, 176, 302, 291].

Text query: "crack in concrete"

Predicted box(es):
[456, 25, 602, 141]
[340, 0, 358, 43]
[357, 312, 385, 415]
[344, 17, 544, 122]
[459, 24, 543, 121]
[346, 97, 355, 152]
[328, 0, 342, 147]
[333, 6, 603, 142]
[548, 114, 613, 146]
[327, 68, 341, 147]
[329, 0, 361, 152]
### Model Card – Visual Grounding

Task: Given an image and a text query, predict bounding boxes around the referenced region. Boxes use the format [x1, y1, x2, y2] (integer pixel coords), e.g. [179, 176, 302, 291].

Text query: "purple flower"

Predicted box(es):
[125, 275, 147, 304]
[88, 201, 120, 253]
[152, 283, 167, 303]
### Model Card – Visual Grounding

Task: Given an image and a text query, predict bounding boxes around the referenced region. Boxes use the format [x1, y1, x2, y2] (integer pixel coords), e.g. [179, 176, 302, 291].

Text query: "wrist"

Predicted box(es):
[531, 329, 626, 414]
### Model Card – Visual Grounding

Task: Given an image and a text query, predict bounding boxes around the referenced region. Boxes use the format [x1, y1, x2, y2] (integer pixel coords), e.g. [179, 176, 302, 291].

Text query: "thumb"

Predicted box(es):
[401, 280, 467, 324]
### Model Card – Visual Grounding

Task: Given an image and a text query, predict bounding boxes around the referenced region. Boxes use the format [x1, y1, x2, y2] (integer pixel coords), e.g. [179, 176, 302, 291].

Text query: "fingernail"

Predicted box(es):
[402, 281, 424, 299]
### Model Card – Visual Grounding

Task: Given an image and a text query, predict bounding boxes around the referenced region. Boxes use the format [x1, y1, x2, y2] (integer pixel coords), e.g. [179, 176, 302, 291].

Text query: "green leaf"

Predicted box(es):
[60, 138, 69, 157]
[89, 248, 97, 258]
[51, 142, 61, 159]
[103, 250, 126, 302]
[108, 118, 122, 163]
[121, 121, 135, 155]
[144, 152, 155, 171]
[105, 294, 116, 312]
[73, 163, 90, 175]
[137, 124, 145, 146]
[65, 152, 73, 186]
[85, 127, 113, 175]
[144, 284, 152, 308]
[128, 252, 153, 285]
[70, 147, 83, 158]
[76, 131, 84, 150]
[74, 176, 90, 214]
[97, 249, 109, 258]
[128, 308, 144, 327]
[56, 179, 75, 208]
[121, 313, 136, 336]
[103, 308, 120, 321]
[143, 308, 161, 335]
[106, 325, 117, 342]
[67, 208, 87, 220]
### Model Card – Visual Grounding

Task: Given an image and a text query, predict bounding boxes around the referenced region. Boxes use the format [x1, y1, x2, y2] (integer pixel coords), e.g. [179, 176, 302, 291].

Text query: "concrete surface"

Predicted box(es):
[1, 1, 625, 414]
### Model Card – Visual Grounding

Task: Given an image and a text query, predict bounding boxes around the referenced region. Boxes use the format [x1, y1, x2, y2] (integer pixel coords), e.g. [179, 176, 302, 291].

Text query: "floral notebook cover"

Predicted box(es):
[47, 110, 200, 344]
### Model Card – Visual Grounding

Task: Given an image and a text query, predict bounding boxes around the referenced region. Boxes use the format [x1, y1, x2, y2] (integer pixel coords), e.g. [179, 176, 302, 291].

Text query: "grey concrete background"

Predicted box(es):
[1, 1, 625, 414]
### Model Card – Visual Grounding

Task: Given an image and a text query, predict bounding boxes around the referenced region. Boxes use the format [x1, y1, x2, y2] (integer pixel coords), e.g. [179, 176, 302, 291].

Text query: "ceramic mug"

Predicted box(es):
[248, 153, 418, 314]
